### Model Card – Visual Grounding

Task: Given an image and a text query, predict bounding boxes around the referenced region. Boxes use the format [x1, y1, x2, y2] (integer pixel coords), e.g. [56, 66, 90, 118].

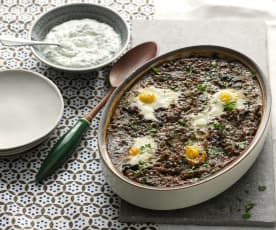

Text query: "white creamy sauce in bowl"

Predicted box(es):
[40, 19, 122, 68]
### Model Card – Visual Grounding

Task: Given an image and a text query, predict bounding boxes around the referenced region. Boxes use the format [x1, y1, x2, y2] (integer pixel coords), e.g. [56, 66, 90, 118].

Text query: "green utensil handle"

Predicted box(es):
[36, 118, 90, 183]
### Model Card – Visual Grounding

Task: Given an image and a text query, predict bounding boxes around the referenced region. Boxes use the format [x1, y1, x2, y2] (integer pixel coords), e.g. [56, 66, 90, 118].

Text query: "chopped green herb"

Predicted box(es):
[224, 101, 237, 111]
[197, 84, 206, 92]
[258, 185, 266, 191]
[178, 119, 186, 127]
[207, 147, 224, 156]
[211, 60, 217, 68]
[131, 121, 137, 130]
[245, 203, 255, 212]
[187, 140, 196, 146]
[244, 190, 249, 194]
[202, 160, 210, 167]
[219, 81, 228, 87]
[205, 71, 212, 80]
[159, 74, 169, 81]
[174, 128, 181, 134]
[149, 128, 157, 133]
[242, 213, 251, 219]
[143, 177, 149, 184]
[166, 139, 173, 147]
[213, 122, 224, 131]
[140, 144, 153, 154]
[237, 141, 245, 149]
[251, 71, 256, 78]
[135, 161, 146, 177]
[151, 66, 159, 74]
[210, 169, 216, 174]
[189, 67, 194, 75]
[145, 126, 157, 134]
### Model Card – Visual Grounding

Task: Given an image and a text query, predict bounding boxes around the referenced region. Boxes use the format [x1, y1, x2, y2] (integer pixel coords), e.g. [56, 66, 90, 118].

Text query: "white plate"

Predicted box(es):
[0, 70, 64, 152]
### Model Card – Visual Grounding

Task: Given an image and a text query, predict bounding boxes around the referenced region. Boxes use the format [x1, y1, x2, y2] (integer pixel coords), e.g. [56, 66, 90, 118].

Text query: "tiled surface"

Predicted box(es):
[0, 1, 156, 229]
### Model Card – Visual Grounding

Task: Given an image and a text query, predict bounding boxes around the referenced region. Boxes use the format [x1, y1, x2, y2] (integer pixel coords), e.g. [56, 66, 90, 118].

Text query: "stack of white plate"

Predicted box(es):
[0, 70, 64, 157]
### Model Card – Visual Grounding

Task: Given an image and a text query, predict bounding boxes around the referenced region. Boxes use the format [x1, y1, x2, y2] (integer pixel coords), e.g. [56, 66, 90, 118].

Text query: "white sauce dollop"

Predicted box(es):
[40, 19, 122, 68]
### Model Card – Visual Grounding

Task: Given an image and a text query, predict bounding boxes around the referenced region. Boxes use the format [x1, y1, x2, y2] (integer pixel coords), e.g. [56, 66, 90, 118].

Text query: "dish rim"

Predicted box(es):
[29, 3, 130, 72]
[98, 45, 271, 191]
[0, 69, 64, 151]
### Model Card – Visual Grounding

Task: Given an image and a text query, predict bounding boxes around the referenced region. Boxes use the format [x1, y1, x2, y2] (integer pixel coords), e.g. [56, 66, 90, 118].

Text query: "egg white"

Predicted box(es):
[191, 89, 245, 128]
[128, 136, 157, 165]
[131, 86, 180, 121]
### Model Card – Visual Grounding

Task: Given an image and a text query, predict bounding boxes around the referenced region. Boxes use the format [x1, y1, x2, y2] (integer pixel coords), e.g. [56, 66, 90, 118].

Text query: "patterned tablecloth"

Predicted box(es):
[0, 0, 156, 229]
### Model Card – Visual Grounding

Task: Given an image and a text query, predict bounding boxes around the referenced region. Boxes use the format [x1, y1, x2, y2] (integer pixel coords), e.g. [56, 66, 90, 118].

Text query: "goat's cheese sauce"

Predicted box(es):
[40, 19, 121, 68]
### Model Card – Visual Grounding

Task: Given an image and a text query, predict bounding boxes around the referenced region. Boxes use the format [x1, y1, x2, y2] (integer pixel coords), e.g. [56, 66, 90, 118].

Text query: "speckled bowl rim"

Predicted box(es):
[98, 45, 271, 191]
[29, 3, 130, 72]
[0, 69, 64, 153]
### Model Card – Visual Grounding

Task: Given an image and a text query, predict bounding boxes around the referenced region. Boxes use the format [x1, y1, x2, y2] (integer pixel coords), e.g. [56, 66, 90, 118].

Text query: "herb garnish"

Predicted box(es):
[224, 101, 237, 111]
[242, 213, 251, 219]
[131, 121, 137, 130]
[241, 202, 255, 219]
[207, 147, 224, 156]
[211, 60, 217, 68]
[245, 203, 255, 212]
[135, 161, 146, 177]
[140, 144, 153, 154]
[166, 139, 173, 147]
[213, 122, 224, 131]
[151, 66, 159, 74]
[145, 126, 157, 134]
[178, 119, 186, 127]
[205, 71, 212, 80]
[258, 185, 266, 191]
[251, 71, 256, 78]
[210, 169, 216, 174]
[236, 141, 245, 149]
[202, 160, 210, 167]
[189, 67, 194, 75]
[197, 84, 206, 92]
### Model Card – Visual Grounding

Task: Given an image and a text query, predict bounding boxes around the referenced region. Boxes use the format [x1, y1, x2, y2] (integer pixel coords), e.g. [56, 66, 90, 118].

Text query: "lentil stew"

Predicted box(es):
[107, 54, 263, 188]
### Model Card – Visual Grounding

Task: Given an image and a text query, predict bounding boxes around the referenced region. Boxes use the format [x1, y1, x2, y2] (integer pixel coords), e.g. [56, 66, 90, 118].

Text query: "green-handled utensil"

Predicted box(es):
[36, 41, 158, 182]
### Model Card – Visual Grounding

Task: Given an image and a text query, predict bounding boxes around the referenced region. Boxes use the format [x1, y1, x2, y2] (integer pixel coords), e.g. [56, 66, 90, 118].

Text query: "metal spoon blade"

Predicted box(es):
[0, 36, 60, 46]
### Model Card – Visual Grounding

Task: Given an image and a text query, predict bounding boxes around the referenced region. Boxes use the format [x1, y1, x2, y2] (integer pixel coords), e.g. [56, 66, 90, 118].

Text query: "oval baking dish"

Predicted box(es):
[98, 45, 271, 210]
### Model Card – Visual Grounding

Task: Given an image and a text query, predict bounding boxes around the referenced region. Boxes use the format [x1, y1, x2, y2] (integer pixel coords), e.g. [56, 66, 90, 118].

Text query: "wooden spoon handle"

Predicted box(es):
[84, 87, 115, 122]
[36, 118, 90, 182]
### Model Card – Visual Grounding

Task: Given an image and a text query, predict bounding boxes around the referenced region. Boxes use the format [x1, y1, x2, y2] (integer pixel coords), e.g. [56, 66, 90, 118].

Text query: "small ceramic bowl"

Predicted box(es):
[0, 69, 64, 157]
[98, 45, 271, 210]
[30, 3, 130, 72]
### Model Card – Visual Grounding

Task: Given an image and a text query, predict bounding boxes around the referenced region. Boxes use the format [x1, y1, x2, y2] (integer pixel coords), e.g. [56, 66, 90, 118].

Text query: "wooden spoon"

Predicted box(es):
[36, 41, 159, 182]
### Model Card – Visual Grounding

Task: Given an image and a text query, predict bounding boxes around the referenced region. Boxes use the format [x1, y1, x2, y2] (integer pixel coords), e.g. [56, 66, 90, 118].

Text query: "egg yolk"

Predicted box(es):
[185, 145, 200, 159]
[187, 152, 207, 166]
[218, 91, 233, 103]
[129, 147, 140, 156]
[137, 92, 156, 104]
